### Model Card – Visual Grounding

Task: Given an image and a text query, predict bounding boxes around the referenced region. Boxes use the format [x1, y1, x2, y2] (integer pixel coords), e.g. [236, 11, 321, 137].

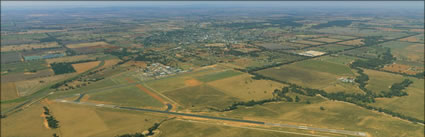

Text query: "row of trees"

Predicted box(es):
[43, 106, 59, 129]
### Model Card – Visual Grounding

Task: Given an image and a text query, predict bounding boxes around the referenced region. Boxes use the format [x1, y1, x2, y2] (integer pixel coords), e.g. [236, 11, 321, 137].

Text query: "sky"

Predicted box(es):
[2, 1, 424, 10]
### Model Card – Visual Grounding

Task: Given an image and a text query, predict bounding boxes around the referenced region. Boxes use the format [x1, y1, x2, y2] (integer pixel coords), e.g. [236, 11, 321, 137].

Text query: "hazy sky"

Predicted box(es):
[2, 1, 424, 10]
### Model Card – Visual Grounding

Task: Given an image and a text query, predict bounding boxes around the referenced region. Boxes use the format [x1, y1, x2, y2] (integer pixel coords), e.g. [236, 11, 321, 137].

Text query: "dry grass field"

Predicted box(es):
[225, 98, 424, 137]
[97, 59, 121, 69]
[382, 63, 420, 75]
[1, 42, 59, 52]
[337, 39, 364, 46]
[311, 38, 341, 43]
[399, 35, 422, 42]
[205, 43, 226, 47]
[207, 74, 286, 101]
[71, 61, 101, 73]
[1, 103, 56, 137]
[47, 102, 167, 137]
[0, 82, 18, 100]
[66, 42, 109, 49]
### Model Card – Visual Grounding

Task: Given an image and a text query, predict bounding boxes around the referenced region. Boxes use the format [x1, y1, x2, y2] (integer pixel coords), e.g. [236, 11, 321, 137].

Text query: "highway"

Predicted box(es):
[54, 99, 367, 137]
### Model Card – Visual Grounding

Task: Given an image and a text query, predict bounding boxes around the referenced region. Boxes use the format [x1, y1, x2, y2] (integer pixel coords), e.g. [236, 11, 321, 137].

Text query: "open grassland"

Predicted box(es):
[72, 61, 101, 73]
[224, 95, 424, 137]
[364, 69, 405, 94]
[1, 103, 56, 137]
[372, 78, 424, 121]
[46, 102, 167, 137]
[337, 39, 364, 46]
[163, 84, 240, 110]
[256, 59, 357, 93]
[1, 42, 59, 52]
[382, 41, 424, 65]
[88, 85, 163, 108]
[195, 70, 242, 82]
[311, 38, 341, 43]
[0, 82, 18, 100]
[66, 42, 110, 49]
[207, 74, 287, 101]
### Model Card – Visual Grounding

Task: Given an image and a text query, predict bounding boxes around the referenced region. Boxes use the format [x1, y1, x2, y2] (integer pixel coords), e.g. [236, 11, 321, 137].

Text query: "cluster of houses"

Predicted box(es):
[141, 63, 185, 78]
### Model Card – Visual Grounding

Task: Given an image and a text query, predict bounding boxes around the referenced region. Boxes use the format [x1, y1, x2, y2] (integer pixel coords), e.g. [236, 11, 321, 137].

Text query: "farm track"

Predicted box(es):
[54, 99, 367, 137]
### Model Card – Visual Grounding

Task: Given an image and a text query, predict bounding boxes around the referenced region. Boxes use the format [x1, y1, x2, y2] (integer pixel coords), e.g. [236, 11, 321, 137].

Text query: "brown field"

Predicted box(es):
[410, 29, 424, 32]
[66, 42, 109, 49]
[311, 38, 341, 43]
[404, 44, 424, 62]
[295, 35, 322, 38]
[382, 64, 419, 75]
[207, 74, 286, 101]
[72, 61, 101, 73]
[15, 73, 74, 96]
[185, 79, 202, 87]
[337, 39, 364, 46]
[122, 61, 147, 68]
[97, 59, 121, 70]
[399, 35, 420, 42]
[1, 69, 54, 83]
[293, 40, 323, 45]
[0, 82, 18, 100]
[205, 43, 226, 47]
[17, 30, 66, 34]
[1, 42, 59, 52]
[375, 27, 403, 32]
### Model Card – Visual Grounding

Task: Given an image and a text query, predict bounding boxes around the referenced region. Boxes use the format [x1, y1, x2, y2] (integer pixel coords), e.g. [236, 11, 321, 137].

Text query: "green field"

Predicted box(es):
[295, 59, 354, 75]
[364, 69, 405, 94]
[88, 85, 164, 108]
[256, 59, 360, 93]
[369, 74, 424, 120]
[319, 55, 363, 65]
[381, 41, 424, 66]
[195, 70, 242, 82]
[1, 60, 48, 74]
[163, 84, 240, 110]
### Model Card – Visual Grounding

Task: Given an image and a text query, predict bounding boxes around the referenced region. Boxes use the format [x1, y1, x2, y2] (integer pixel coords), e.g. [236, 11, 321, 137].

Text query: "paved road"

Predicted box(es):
[54, 99, 367, 136]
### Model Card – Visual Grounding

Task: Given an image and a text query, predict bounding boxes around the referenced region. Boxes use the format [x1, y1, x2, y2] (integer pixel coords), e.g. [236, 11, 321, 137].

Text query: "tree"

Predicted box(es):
[320, 106, 325, 111]
[52, 133, 59, 137]
[306, 100, 311, 104]
[295, 96, 300, 102]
